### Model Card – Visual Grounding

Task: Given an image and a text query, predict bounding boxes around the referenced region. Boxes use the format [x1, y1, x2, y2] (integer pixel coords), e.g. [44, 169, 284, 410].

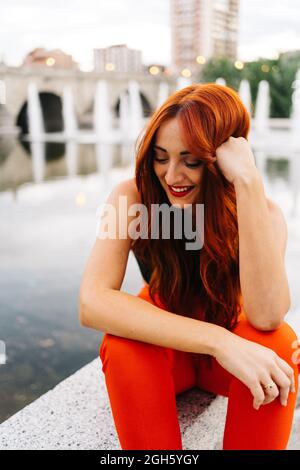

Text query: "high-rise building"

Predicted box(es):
[171, 0, 239, 76]
[94, 44, 143, 74]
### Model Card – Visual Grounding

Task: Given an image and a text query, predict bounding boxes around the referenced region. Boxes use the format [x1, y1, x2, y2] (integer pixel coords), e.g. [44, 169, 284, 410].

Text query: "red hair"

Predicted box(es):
[131, 83, 250, 329]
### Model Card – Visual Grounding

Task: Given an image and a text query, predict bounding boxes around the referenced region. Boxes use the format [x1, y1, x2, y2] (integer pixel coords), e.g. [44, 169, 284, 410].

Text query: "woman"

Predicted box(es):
[79, 83, 299, 450]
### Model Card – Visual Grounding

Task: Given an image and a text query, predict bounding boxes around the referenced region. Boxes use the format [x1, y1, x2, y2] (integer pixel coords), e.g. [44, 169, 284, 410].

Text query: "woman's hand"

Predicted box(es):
[215, 136, 257, 184]
[214, 330, 296, 410]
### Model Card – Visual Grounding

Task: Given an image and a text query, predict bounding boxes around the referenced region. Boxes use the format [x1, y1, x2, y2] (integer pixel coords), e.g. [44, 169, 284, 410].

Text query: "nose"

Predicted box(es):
[164, 161, 184, 186]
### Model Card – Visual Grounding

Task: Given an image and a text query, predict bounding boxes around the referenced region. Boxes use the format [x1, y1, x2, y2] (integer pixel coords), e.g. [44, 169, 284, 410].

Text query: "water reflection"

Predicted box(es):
[31, 142, 46, 183]
[1, 137, 299, 215]
[65, 141, 78, 177]
[0, 134, 16, 165]
[254, 150, 300, 220]
[0, 136, 136, 193]
[0, 134, 299, 424]
[0, 135, 137, 423]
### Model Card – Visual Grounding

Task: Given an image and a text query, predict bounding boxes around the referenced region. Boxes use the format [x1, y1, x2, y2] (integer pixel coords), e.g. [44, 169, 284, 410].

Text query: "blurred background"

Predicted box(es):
[0, 0, 300, 424]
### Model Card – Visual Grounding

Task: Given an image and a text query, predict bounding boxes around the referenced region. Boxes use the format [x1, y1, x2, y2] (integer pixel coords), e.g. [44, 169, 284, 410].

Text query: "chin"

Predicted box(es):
[169, 199, 194, 209]
[169, 193, 199, 206]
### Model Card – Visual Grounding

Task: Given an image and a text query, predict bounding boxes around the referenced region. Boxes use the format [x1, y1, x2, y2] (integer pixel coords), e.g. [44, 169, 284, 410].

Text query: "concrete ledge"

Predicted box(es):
[0, 357, 227, 450]
[0, 357, 299, 450]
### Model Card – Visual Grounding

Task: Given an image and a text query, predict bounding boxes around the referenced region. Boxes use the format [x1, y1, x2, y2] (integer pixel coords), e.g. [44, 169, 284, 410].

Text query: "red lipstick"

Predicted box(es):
[168, 185, 195, 197]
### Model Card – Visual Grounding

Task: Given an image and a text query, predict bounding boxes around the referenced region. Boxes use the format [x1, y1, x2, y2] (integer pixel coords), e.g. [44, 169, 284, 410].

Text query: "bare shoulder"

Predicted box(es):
[101, 177, 142, 239]
[110, 177, 141, 204]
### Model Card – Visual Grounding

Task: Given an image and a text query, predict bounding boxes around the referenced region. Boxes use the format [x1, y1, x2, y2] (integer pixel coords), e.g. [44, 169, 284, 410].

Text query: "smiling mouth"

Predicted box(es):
[167, 185, 195, 197]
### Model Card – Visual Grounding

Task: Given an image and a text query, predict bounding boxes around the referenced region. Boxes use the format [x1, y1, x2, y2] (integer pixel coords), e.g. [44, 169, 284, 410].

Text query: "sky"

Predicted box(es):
[1, 0, 300, 70]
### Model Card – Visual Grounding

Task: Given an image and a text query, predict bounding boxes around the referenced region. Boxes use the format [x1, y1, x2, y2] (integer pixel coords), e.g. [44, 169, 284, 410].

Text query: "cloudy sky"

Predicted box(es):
[1, 0, 300, 69]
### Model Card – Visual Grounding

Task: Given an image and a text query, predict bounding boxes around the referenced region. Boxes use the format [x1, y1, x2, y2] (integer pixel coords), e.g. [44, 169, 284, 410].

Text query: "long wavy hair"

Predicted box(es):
[131, 83, 250, 330]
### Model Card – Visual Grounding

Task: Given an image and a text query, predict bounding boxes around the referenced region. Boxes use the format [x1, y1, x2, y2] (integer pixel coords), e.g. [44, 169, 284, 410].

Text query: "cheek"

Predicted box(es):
[153, 163, 163, 178]
[189, 167, 204, 184]
[153, 163, 204, 183]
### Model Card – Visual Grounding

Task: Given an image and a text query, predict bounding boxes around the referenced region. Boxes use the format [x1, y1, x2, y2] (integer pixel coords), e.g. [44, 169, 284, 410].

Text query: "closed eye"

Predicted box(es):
[154, 156, 202, 169]
[185, 162, 203, 168]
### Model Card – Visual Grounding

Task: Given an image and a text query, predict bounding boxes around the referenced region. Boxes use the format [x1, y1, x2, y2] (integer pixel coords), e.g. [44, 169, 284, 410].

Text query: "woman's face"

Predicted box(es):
[153, 117, 204, 208]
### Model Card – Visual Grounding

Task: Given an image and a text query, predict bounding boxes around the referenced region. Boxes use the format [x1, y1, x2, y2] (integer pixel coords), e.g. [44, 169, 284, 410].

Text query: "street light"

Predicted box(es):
[46, 57, 55, 67]
[261, 64, 270, 73]
[196, 55, 206, 65]
[149, 66, 160, 75]
[234, 60, 244, 70]
[181, 68, 192, 77]
[105, 62, 115, 71]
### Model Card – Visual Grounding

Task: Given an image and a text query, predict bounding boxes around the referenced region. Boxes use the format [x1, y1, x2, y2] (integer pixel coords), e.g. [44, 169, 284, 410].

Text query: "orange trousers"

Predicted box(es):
[99, 284, 299, 450]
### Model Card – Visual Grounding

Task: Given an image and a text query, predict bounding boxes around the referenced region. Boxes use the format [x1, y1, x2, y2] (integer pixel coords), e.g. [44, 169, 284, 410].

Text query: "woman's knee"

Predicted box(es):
[235, 317, 299, 368]
[100, 333, 143, 359]
[268, 321, 299, 367]
[99, 333, 173, 369]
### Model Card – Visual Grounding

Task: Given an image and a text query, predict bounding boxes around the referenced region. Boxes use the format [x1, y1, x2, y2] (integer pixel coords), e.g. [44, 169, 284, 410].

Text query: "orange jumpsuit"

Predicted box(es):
[99, 283, 299, 450]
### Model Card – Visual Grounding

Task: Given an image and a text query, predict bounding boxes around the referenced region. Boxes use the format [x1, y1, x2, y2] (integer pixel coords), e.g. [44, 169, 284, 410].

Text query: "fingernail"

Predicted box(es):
[282, 400, 287, 406]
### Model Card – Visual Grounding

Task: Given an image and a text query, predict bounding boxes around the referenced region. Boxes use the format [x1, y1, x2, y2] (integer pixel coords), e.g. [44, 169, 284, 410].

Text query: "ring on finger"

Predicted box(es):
[263, 381, 276, 392]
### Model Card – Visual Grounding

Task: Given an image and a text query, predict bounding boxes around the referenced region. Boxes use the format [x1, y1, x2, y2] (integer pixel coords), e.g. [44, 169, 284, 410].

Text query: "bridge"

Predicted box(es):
[0, 65, 178, 132]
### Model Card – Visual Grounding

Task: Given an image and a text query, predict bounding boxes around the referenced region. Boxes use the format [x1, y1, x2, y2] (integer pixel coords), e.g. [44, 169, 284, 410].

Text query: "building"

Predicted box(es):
[171, 0, 239, 76]
[23, 48, 78, 70]
[93, 44, 143, 74]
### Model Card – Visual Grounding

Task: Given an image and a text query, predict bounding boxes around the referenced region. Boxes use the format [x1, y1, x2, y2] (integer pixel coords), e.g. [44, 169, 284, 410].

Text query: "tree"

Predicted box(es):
[198, 52, 300, 117]
[198, 56, 242, 92]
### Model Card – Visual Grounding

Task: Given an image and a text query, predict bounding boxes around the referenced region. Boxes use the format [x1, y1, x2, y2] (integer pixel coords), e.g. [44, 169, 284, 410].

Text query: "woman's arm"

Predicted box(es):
[216, 136, 291, 331]
[80, 285, 226, 355]
[234, 171, 290, 330]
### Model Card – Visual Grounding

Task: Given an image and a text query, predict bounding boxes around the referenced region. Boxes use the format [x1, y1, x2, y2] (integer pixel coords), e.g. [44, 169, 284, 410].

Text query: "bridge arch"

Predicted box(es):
[16, 91, 64, 134]
[113, 89, 153, 118]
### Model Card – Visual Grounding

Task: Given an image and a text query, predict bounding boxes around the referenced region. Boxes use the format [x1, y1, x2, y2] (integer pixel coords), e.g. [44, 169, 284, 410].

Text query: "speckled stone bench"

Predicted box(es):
[0, 357, 299, 450]
[0, 357, 228, 450]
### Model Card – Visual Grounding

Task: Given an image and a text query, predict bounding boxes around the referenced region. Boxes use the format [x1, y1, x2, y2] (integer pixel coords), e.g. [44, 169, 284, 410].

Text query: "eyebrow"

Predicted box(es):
[153, 144, 192, 155]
